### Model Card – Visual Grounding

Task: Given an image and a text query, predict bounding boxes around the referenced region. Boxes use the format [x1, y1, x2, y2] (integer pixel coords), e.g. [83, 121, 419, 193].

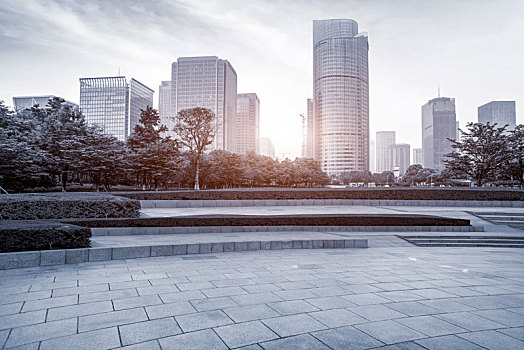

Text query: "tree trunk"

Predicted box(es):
[194, 156, 200, 190]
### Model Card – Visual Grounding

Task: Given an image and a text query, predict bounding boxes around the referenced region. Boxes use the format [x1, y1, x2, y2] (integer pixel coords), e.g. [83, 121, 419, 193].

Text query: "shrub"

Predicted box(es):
[0, 220, 91, 252]
[116, 188, 524, 201]
[0, 193, 140, 220]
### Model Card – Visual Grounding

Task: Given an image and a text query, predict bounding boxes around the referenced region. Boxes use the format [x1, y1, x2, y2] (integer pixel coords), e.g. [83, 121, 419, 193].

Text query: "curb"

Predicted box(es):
[0, 238, 368, 270]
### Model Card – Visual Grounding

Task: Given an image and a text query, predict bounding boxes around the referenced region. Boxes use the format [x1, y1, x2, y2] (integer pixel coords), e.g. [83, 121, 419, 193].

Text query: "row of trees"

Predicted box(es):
[0, 99, 329, 192]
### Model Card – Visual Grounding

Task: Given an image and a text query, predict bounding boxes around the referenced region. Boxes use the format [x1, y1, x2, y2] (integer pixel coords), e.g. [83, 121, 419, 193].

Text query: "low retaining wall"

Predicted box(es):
[0, 238, 367, 270]
[141, 199, 524, 208]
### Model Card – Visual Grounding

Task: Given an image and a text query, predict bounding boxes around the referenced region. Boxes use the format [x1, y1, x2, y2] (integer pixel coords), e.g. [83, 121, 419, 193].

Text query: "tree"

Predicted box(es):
[506, 125, 524, 188]
[127, 106, 178, 190]
[172, 107, 216, 190]
[445, 122, 508, 186]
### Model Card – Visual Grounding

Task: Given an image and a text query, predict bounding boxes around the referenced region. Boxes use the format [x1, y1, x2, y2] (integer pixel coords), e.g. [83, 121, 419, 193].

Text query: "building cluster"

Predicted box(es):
[11, 18, 518, 174]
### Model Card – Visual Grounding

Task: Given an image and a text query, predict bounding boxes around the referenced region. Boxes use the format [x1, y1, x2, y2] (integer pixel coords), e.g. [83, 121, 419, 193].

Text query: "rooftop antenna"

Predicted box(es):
[437, 83, 441, 98]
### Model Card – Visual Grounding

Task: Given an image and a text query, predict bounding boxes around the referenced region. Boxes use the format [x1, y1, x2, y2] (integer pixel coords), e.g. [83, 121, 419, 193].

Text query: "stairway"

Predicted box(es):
[400, 235, 524, 248]
[471, 212, 524, 230]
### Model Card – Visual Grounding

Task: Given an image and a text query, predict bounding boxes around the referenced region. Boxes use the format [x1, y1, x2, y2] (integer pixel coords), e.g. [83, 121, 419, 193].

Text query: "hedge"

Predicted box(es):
[0, 193, 140, 220]
[116, 188, 524, 201]
[0, 220, 91, 253]
[64, 214, 471, 228]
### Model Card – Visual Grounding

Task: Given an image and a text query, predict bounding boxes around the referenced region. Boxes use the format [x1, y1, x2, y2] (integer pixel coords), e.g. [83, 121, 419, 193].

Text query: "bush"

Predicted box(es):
[0, 193, 140, 220]
[0, 220, 91, 252]
[64, 214, 470, 228]
[116, 188, 524, 201]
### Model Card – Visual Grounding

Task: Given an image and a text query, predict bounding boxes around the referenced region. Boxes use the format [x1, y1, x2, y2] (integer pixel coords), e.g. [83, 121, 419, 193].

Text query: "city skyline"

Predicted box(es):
[1, 0, 523, 159]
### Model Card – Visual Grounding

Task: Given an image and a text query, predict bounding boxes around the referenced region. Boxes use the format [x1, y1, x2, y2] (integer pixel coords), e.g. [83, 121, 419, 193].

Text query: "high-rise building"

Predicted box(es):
[235, 93, 260, 154]
[158, 81, 173, 137]
[413, 148, 423, 165]
[421, 97, 456, 170]
[305, 98, 315, 158]
[391, 143, 410, 176]
[370, 139, 375, 173]
[79, 76, 154, 142]
[376, 131, 396, 173]
[478, 101, 516, 130]
[313, 19, 369, 175]
[259, 137, 275, 159]
[13, 95, 78, 111]
[171, 56, 237, 151]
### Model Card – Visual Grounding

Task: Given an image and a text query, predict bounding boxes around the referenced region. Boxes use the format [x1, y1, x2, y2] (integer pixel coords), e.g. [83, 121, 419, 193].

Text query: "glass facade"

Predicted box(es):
[259, 137, 275, 159]
[158, 81, 173, 137]
[478, 101, 516, 130]
[305, 98, 315, 158]
[421, 97, 456, 170]
[412, 148, 423, 165]
[391, 143, 410, 175]
[171, 56, 237, 151]
[79, 76, 153, 142]
[313, 19, 369, 175]
[236, 93, 260, 154]
[376, 131, 396, 173]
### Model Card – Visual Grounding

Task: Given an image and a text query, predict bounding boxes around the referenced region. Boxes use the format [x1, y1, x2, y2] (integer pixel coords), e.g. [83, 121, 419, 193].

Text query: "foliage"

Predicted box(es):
[506, 125, 524, 187]
[445, 122, 509, 186]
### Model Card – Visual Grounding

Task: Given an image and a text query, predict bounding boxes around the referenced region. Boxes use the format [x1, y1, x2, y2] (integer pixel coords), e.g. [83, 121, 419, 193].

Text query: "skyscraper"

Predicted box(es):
[313, 19, 369, 175]
[259, 137, 275, 159]
[158, 81, 173, 137]
[171, 56, 237, 151]
[235, 93, 260, 154]
[391, 143, 410, 176]
[412, 148, 423, 165]
[421, 97, 456, 170]
[305, 98, 315, 158]
[478, 101, 516, 130]
[369, 139, 375, 173]
[79, 76, 154, 142]
[376, 131, 396, 173]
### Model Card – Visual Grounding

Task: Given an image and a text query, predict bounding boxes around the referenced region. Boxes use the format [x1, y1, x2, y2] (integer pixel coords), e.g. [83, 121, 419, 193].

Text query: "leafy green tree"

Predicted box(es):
[445, 122, 508, 186]
[506, 125, 524, 188]
[172, 107, 216, 190]
[127, 106, 178, 190]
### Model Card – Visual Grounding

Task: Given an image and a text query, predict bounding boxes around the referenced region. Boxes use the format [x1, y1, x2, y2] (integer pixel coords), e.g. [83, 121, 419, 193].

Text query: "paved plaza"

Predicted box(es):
[1, 246, 523, 349]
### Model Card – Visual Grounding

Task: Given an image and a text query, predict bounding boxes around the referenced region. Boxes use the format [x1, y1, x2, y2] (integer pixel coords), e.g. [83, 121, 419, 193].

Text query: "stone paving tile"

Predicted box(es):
[212, 278, 256, 288]
[498, 326, 524, 340]
[78, 307, 148, 332]
[457, 295, 513, 310]
[51, 283, 109, 297]
[109, 279, 151, 290]
[419, 299, 476, 313]
[386, 301, 440, 316]
[214, 320, 278, 348]
[312, 325, 385, 349]
[396, 315, 467, 336]
[79, 288, 138, 303]
[231, 292, 283, 306]
[372, 341, 426, 349]
[260, 334, 331, 350]
[242, 283, 281, 293]
[119, 340, 161, 350]
[0, 289, 51, 305]
[113, 294, 163, 311]
[342, 293, 391, 305]
[0, 310, 46, 330]
[4, 317, 77, 348]
[159, 290, 207, 303]
[473, 309, 524, 327]
[236, 345, 263, 350]
[415, 335, 484, 350]
[175, 281, 216, 291]
[355, 320, 426, 344]
[305, 296, 356, 310]
[341, 284, 383, 294]
[372, 282, 412, 291]
[175, 310, 234, 332]
[458, 329, 524, 349]
[273, 289, 317, 301]
[0, 329, 8, 348]
[435, 311, 507, 331]
[21, 294, 78, 312]
[0, 302, 23, 316]
[438, 287, 486, 297]
[136, 284, 179, 296]
[349, 304, 407, 321]
[47, 300, 114, 321]
[39, 327, 120, 350]
[377, 291, 426, 302]
[268, 300, 319, 315]
[309, 308, 368, 328]
[261, 313, 327, 337]
[308, 286, 349, 297]
[145, 301, 196, 319]
[119, 317, 182, 346]
[410, 288, 460, 299]
[190, 296, 238, 312]
[223, 304, 279, 323]
[201, 286, 247, 298]
[159, 329, 228, 350]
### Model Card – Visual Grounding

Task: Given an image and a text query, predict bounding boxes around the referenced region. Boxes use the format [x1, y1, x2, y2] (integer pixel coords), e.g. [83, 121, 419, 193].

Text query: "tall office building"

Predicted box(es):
[235, 93, 260, 154]
[391, 143, 410, 176]
[79, 76, 154, 142]
[421, 97, 456, 170]
[478, 101, 516, 130]
[171, 56, 237, 151]
[158, 81, 173, 137]
[376, 131, 396, 173]
[313, 19, 369, 175]
[259, 137, 275, 159]
[305, 98, 315, 158]
[13, 95, 78, 111]
[369, 139, 375, 173]
[412, 148, 423, 165]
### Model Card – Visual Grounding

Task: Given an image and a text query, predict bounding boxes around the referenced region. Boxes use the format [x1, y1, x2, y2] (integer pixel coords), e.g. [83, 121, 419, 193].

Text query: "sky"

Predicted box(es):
[1, 0, 523, 159]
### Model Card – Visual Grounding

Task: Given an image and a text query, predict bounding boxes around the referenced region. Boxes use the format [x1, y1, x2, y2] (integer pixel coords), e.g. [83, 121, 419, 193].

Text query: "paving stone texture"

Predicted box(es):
[0, 245, 523, 349]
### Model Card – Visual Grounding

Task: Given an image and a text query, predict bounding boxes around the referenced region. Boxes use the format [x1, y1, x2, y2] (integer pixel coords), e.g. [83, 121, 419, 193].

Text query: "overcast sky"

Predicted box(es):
[1, 0, 523, 159]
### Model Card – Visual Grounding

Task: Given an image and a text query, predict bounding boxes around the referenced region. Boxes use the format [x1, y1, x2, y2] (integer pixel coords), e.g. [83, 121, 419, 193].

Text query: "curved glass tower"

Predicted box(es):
[313, 19, 369, 175]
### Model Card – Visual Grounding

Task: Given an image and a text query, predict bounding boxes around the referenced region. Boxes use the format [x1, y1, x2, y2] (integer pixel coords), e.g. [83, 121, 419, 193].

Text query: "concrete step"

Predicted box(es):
[401, 235, 524, 248]
[414, 243, 524, 248]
